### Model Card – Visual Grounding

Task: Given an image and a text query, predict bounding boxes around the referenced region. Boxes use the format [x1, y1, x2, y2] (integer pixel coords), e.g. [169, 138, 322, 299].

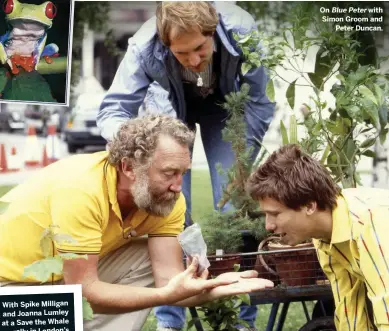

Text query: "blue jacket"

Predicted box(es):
[98, 2, 275, 147]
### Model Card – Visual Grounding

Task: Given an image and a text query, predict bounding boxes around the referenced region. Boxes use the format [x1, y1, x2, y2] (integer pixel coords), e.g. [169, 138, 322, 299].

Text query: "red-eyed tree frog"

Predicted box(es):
[0, 0, 59, 75]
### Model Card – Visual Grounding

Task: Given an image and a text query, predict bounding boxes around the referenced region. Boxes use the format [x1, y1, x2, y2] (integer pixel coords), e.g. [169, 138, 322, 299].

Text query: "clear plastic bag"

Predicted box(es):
[178, 223, 210, 275]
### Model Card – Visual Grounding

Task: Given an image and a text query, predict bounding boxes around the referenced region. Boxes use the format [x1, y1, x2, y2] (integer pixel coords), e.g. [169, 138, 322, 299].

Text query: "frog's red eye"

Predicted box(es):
[45, 1, 57, 19]
[3, 0, 14, 14]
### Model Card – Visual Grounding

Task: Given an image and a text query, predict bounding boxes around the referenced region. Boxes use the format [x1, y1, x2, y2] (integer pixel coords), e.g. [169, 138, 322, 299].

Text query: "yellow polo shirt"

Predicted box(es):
[0, 151, 185, 282]
[313, 188, 389, 330]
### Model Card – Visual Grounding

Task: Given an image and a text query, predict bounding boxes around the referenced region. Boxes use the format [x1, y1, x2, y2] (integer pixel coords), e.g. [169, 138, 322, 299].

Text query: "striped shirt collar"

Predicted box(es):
[330, 194, 352, 245]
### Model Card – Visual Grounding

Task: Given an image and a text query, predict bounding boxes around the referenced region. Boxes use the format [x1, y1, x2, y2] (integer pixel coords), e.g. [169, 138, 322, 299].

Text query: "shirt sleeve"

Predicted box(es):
[316, 247, 373, 330]
[49, 187, 104, 254]
[148, 194, 185, 237]
[358, 207, 389, 328]
[97, 40, 151, 141]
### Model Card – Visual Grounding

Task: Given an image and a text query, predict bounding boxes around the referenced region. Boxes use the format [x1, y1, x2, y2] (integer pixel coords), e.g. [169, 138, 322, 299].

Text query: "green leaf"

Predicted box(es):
[22, 257, 63, 283]
[343, 105, 361, 120]
[311, 120, 322, 135]
[308, 48, 333, 89]
[374, 84, 384, 106]
[233, 264, 240, 272]
[233, 299, 242, 308]
[286, 79, 297, 110]
[82, 297, 94, 320]
[280, 120, 289, 145]
[251, 59, 262, 68]
[248, 52, 260, 61]
[289, 115, 298, 144]
[40, 228, 53, 258]
[237, 34, 251, 44]
[378, 105, 388, 131]
[329, 109, 337, 121]
[236, 293, 251, 305]
[325, 119, 347, 135]
[241, 63, 252, 76]
[343, 139, 357, 167]
[359, 85, 378, 106]
[361, 99, 380, 130]
[379, 128, 389, 145]
[360, 138, 376, 149]
[362, 150, 376, 158]
[187, 319, 196, 329]
[53, 234, 78, 245]
[265, 79, 275, 102]
[59, 253, 88, 260]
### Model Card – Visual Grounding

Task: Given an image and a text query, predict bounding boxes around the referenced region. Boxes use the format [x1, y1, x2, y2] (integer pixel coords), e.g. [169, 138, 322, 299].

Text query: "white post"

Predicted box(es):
[82, 23, 94, 78]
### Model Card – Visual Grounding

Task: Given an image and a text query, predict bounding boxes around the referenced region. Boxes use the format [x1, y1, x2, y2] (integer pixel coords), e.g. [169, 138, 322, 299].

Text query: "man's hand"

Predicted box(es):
[215, 270, 260, 282]
[208, 275, 273, 300]
[204, 270, 273, 299]
[161, 257, 235, 304]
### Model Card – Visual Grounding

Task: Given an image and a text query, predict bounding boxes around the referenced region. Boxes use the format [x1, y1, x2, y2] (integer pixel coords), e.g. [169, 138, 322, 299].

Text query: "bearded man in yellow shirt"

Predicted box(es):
[0, 115, 273, 331]
[247, 144, 389, 330]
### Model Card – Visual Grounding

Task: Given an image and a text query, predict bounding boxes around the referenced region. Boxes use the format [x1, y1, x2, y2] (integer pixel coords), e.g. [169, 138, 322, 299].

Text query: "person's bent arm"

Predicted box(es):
[97, 40, 151, 141]
[62, 254, 233, 314]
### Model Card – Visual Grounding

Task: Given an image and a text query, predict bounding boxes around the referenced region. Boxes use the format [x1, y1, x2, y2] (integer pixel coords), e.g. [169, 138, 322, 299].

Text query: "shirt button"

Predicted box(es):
[127, 230, 137, 238]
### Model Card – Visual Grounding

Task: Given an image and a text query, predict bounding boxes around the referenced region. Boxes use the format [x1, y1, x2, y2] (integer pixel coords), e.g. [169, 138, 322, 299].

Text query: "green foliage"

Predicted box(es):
[195, 34, 271, 329]
[82, 297, 94, 321]
[23, 225, 93, 321]
[1, 70, 56, 102]
[201, 211, 267, 254]
[190, 294, 251, 331]
[189, 265, 251, 331]
[234, 2, 389, 189]
[0, 67, 8, 92]
[218, 84, 264, 214]
[200, 83, 269, 257]
[280, 114, 298, 145]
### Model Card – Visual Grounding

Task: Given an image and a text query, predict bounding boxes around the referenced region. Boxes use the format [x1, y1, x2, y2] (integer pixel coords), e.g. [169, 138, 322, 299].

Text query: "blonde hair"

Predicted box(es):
[156, 1, 219, 46]
[107, 115, 195, 167]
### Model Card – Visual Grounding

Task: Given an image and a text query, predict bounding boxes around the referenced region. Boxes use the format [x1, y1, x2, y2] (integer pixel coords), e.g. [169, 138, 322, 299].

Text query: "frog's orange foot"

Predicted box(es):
[44, 55, 53, 64]
[11, 67, 19, 75]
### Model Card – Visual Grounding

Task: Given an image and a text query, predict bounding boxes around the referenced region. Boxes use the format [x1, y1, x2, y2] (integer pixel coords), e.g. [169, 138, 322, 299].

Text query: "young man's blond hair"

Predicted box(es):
[156, 1, 219, 46]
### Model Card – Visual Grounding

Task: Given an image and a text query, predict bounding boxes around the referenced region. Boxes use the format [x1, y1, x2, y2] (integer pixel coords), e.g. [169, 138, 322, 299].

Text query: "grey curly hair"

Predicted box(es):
[107, 115, 195, 167]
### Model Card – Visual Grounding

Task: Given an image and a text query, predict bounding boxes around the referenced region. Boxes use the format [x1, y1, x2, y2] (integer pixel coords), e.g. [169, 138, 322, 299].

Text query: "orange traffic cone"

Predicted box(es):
[8, 146, 22, 172]
[45, 124, 61, 164]
[0, 143, 8, 173]
[42, 145, 49, 167]
[24, 126, 40, 167]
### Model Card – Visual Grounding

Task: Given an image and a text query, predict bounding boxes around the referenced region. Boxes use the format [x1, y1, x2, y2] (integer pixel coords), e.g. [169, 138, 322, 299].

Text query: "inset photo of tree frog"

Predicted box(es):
[0, 0, 72, 104]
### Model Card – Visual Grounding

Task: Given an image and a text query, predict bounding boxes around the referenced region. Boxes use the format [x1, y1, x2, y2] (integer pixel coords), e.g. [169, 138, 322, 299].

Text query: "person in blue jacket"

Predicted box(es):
[97, 2, 275, 330]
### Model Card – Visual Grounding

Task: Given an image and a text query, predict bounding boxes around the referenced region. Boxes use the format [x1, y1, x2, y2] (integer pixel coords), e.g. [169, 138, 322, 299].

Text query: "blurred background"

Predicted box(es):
[0, 1, 388, 185]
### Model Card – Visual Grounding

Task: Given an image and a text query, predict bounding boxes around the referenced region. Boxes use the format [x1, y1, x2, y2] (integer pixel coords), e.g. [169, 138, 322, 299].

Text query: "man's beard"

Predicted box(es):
[130, 170, 179, 217]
